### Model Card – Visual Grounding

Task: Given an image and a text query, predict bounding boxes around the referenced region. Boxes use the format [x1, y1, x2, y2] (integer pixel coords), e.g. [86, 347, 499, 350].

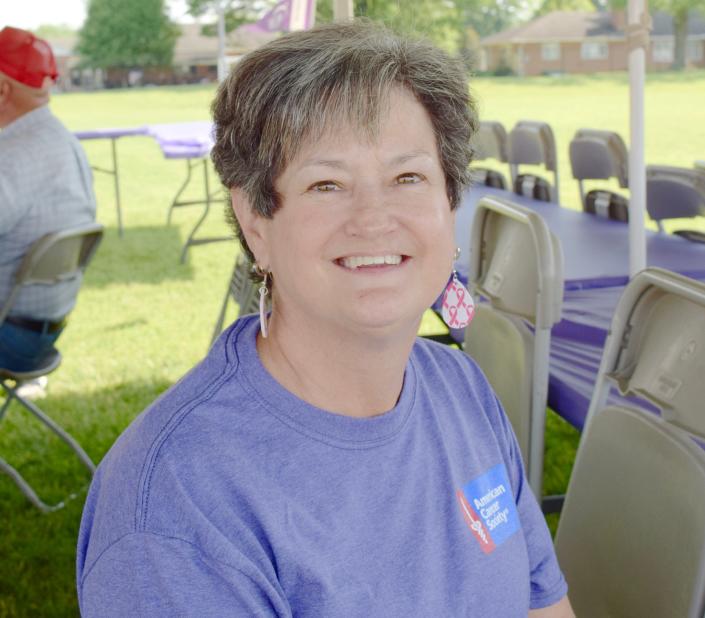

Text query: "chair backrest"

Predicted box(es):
[646, 165, 705, 230]
[569, 129, 628, 187]
[463, 195, 564, 497]
[473, 121, 509, 163]
[230, 253, 260, 316]
[470, 121, 509, 190]
[507, 120, 559, 203]
[569, 129, 629, 220]
[555, 268, 705, 618]
[0, 223, 104, 325]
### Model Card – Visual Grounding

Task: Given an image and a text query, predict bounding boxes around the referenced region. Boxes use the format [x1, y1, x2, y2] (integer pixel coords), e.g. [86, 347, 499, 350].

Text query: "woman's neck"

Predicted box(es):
[256, 311, 419, 418]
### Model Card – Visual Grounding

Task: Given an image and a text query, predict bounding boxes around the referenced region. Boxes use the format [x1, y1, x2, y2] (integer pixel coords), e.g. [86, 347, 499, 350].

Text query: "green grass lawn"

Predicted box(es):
[1, 70, 704, 616]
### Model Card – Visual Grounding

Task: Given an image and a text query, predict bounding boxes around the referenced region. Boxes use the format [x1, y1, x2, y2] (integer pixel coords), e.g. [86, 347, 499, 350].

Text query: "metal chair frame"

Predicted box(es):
[0, 222, 103, 512]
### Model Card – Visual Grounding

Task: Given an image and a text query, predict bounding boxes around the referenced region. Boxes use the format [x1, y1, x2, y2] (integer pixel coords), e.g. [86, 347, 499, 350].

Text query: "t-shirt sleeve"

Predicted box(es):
[490, 395, 569, 610]
[79, 532, 291, 617]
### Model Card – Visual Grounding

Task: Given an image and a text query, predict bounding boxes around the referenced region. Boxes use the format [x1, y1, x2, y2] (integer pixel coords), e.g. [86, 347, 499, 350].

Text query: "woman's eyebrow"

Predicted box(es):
[390, 150, 434, 166]
[299, 158, 347, 170]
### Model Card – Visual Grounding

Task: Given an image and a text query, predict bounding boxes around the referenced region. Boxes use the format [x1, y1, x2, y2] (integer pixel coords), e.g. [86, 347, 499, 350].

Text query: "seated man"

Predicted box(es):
[0, 27, 96, 387]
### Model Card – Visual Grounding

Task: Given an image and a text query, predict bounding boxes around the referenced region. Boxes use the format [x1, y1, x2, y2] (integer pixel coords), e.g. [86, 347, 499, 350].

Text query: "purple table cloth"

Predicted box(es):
[74, 126, 148, 140]
[75, 122, 214, 159]
[146, 121, 214, 159]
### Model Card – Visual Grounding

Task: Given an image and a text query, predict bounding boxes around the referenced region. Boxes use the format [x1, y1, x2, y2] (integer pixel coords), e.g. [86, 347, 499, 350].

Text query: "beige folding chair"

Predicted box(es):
[463, 195, 564, 498]
[569, 128, 629, 222]
[555, 268, 705, 618]
[507, 120, 559, 203]
[0, 222, 103, 512]
[210, 252, 261, 345]
[470, 120, 509, 190]
[647, 165, 705, 243]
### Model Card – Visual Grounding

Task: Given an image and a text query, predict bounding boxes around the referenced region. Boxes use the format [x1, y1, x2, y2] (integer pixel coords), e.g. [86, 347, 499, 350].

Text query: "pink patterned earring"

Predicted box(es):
[441, 248, 475, 329]
[256, 267, 270, 338]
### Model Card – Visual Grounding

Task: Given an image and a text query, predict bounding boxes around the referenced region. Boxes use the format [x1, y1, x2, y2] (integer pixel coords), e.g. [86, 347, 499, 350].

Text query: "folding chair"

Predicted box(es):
[569, 128, 629, 222]
[0, 222, 104, 512]
[210, 252, 261, 345]
[555, 268, 705, 618]
[470, 121, 509, 190]
[463, 195, 564, 498]
[647, 165, 705, 243]
[507, 120, 559, 203]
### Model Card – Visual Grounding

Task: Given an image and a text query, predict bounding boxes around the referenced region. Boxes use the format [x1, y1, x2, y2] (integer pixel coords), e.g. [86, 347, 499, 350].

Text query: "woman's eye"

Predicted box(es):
[397, 173, 423, 185]
[309, 181, 339, 192]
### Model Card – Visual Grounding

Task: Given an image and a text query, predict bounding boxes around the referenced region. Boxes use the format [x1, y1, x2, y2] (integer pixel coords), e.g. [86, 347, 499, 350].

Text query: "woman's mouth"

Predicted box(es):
[337, 255, 407, 270]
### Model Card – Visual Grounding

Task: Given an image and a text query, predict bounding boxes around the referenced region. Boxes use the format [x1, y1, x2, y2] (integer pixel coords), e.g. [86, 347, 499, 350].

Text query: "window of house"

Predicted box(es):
[581, 41, 608, 60]
[541, 43, 561, 61]
[652, 39, 674, 63]
[687, 39, 704, 62]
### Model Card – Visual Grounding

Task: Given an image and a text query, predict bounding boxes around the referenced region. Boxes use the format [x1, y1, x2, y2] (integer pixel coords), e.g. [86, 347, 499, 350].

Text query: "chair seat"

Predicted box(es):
[0, 348, 62, 381]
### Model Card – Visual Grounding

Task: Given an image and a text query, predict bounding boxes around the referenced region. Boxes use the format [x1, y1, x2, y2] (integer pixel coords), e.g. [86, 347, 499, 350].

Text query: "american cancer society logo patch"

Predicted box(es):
[456, 463, 520, 554]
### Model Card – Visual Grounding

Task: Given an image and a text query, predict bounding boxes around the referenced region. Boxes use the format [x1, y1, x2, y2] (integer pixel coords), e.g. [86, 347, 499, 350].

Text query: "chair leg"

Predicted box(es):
[210, 282, 231, 348]
[2, 384, 96, 474]
[0, 381, 95, 512]
[0, 456, 78, 513]
[0, 392, 12, 421]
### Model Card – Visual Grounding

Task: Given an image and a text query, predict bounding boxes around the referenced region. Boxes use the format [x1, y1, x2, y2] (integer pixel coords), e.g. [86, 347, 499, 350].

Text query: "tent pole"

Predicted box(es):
[333, 0, 354, 21]
[216, 0, 227, 82]
[627, 0, 649, 277]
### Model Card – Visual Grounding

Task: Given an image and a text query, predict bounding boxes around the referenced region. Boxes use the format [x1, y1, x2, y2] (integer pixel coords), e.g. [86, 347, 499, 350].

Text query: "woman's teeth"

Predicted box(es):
[341, 255, 403, 269]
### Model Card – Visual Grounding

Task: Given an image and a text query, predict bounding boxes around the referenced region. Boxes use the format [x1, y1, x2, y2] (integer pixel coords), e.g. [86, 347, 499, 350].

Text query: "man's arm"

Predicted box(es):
[529, 594, 575, 618]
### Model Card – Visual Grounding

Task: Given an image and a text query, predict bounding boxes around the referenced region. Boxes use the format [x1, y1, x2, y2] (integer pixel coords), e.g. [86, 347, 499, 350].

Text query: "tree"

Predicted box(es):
[651, 2, 705, 69]
[533, 0, 598, 17]
[78, 0, 179, 69]
[610, 0, 705, 70]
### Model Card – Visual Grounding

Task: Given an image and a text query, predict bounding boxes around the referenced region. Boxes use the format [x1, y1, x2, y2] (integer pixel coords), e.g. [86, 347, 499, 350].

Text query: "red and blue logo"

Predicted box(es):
[456, 463, 520, 553]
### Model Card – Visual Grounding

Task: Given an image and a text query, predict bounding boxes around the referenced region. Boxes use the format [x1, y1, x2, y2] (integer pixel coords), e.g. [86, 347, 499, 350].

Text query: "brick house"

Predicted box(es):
[480, 10, 705, 76]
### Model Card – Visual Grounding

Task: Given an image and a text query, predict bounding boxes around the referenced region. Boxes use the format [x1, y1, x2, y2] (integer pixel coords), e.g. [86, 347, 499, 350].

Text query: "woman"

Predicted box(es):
[77, 21, 573, 617]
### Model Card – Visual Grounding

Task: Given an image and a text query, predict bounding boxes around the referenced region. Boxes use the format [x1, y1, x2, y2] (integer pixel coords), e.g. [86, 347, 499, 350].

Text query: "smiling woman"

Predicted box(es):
[76, 21, 574, 618]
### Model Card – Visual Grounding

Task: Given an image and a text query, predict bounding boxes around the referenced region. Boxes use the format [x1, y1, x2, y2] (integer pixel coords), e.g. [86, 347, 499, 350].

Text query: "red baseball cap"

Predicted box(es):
[0, 26, 58, 88]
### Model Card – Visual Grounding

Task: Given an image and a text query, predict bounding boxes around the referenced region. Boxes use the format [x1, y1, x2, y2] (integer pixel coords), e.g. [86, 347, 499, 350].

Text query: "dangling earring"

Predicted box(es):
[441, 248, 475, 329]
[257, 269, 270, 338]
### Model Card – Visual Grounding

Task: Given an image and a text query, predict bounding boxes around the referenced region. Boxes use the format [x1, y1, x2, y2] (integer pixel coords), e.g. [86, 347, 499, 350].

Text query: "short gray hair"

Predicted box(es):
[211, 20, 478, 268]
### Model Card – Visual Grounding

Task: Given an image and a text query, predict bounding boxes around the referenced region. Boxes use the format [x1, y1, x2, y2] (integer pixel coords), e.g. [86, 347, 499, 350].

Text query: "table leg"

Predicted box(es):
[167, 159, 196, 224]
[88, 137, 124, 236]
[111, 137, 123, 237]
[178, 159, 230, 264]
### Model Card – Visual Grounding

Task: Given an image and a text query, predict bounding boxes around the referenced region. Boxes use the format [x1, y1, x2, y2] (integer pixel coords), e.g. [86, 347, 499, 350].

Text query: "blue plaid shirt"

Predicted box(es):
[0, 105, 96, 321]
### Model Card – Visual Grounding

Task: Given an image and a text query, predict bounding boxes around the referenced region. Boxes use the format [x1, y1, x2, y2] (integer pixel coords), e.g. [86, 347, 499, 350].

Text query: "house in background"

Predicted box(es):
[44, 23, 251, 89]
[480, 10, 705, 76]
[44, 35, 80, 91]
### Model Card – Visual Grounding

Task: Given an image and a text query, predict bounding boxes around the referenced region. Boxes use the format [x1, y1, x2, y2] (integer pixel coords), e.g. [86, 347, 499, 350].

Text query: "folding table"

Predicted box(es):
[74, 126, 148, 236]
[146, 122, 230, 263]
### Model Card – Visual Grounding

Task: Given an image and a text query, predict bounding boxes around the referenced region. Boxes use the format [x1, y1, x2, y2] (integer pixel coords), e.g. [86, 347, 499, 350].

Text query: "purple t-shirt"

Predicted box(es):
[77, 315, 567, 616]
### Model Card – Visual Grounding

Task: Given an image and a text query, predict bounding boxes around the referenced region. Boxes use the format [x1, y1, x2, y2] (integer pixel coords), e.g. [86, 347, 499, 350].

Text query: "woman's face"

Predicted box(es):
[246, 87, 456, 339]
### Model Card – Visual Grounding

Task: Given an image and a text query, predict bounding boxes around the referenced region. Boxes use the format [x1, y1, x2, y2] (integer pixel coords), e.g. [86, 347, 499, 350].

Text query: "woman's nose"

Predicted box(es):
[343, 187, 399, 238]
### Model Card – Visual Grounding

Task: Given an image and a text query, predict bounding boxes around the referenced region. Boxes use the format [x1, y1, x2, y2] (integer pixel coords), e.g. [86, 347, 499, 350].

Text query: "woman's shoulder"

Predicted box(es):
[83, 320, 258, 522]
[78, 318, 266, 578]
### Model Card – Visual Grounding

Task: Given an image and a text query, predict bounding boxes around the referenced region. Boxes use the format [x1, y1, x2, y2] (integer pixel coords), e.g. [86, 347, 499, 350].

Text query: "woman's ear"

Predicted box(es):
[230, 187, 270, 269]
